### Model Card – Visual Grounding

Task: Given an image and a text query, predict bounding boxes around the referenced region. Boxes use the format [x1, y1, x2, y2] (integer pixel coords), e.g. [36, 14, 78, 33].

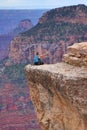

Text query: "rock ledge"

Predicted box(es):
[25, 42, 87, 130]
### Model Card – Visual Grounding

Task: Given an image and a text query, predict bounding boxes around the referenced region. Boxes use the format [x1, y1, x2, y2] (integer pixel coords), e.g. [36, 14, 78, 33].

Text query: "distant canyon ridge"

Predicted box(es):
[0, 19, 33, 60]
[0, 10, 47, 34]
[5, 4, 87, 66]
[0, 9, 47, 60]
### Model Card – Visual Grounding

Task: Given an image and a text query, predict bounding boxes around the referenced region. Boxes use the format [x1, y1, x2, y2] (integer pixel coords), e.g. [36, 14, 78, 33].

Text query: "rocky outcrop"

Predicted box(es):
[25, 42, 87, 130]
[13, 19, 33, 35]
[63, 42, 87, 67]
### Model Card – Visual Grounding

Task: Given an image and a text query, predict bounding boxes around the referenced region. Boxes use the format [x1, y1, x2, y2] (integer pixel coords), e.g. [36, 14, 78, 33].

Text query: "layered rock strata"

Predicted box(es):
[25, 42, 87, 130]
[63, 42, 87, 67]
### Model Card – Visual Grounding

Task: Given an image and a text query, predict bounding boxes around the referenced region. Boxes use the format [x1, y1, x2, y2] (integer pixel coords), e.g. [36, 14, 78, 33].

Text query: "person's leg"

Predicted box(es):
[34, 60, 44, 65]
[38, 58, 44, 65]
[34, 62, 38, 65]
[40, 61, 44, 65]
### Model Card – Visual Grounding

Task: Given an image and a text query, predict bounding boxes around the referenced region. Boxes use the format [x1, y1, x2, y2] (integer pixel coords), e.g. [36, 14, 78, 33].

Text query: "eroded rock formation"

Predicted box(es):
[25, 42, 87, 130]
[63, 42, 87, 67]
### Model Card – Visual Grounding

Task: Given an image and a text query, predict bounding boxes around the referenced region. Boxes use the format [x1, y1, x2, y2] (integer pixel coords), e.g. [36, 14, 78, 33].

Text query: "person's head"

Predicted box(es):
[36, 52, 39, 55]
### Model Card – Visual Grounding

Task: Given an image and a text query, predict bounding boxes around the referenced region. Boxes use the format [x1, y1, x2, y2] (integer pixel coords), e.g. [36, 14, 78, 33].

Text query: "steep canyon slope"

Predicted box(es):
[0, 19, 33, 60]
[6, 4, 87, 65]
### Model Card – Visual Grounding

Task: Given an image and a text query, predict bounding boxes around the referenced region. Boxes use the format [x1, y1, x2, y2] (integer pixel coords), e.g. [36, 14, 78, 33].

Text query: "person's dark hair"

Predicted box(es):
[36, 52, 39, 55]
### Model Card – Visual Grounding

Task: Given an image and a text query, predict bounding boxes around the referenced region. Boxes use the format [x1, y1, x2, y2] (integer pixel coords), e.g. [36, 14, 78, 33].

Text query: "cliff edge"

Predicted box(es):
[25, 42, 87, 130]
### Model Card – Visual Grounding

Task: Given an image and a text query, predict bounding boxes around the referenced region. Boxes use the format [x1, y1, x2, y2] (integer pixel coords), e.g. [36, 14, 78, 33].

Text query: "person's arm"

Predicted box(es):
[39, 52, 49, 59]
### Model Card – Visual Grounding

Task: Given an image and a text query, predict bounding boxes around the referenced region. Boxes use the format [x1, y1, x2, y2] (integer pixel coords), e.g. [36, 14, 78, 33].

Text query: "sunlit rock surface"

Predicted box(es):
[25, 42, 87, 130]
[63, 42, 87, 67]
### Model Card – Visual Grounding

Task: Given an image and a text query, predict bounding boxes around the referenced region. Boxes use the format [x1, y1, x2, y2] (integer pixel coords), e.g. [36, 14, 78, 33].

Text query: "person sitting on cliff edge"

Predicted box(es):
[33, 52, 48, 65]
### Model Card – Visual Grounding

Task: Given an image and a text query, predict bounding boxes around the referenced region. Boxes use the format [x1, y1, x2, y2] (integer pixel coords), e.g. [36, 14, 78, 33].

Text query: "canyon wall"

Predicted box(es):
[6, 4, 87, 65]
[25, 42, 87, 130]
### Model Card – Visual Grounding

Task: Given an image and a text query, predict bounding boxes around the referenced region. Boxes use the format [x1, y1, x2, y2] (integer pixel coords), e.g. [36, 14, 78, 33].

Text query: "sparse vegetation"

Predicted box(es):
[21, 4, 87, 45]
[22, 21, 87, 43]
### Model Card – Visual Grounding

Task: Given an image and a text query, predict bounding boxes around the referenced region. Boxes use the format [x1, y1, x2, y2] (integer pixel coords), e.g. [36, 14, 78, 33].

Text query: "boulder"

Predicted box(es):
[63, 42, 87, 67]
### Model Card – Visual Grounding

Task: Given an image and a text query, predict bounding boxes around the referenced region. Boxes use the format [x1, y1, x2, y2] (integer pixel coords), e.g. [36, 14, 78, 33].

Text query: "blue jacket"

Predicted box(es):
[34, 55, 39, 63]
